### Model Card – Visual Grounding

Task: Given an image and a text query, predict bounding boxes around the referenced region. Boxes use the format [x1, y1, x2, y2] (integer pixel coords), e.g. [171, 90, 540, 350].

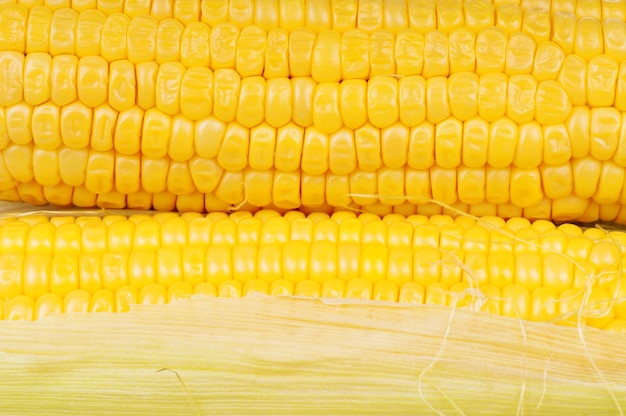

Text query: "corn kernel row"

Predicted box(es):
[0, 209, 624, 329]
[2, 4, 626, 82]
[4, 104, 626, 174]
[2, 151, 626, 225]
[4, 48, 626, 128]
[3, 0, 626, 36]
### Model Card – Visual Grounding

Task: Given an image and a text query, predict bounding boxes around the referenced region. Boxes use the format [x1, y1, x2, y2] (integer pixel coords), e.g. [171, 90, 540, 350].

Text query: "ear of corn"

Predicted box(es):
[1, 2, 626, 224]
[1, 208, 625, 332]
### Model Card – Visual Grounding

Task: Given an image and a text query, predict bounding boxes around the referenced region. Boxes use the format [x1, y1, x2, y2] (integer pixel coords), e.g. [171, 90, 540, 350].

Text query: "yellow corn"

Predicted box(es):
[1, 2, 626, 223]
[0, 3, 625, 413]
[0, 209, 624, 332]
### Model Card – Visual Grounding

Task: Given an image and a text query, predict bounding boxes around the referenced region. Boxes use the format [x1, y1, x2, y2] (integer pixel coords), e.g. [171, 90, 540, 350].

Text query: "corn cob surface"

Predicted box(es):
[0, 1, 626, 223]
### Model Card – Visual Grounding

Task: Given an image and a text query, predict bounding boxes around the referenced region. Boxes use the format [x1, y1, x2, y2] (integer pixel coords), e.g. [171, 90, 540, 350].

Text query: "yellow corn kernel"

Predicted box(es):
[505, 32, 534, 76]
[23, 52, 51, 106]
[31, 103, 60, 150]
[523, 8, 550, 43]
[603, 18, 626, 62]
[311, 29, 341, 83]
[369, 30, 396, 76]
[122, 0, 150, 17]
[423, 29, 448, 78]
[573, 0, 601, 19]
[458, 166, 486, 204]
[543, 122, 573, 174]
[264, 27, 289, 78]
[7, 103, 33, 144]
[0, 51, 23, 107]
[84, 149, 114, 194]
[448, 72, 479, 121]
[127, 14, 157, 64]
[236, 24, 265, 77]
[76, 56, 109, 107]
[549, 10, 574, 53]
[34, 292, 62, 318]
[586, 287, 615, 329]
[0, 107, 8, 149]
[174, 0, 200, 24]
[587, 55, 618, 108]
[435, 117, 462, 169]
[26, 6, 51, 53]
[166, 160, 195, 195]
[534, 80, 571, 125]
[558, 54, 588, 106]
[459, 117, 487, 168]
[476, 27, 507, 75]
[208, 22, 237, 69]
[510, 167, 542, 208]
[436, 0, 462, 33]
[470, 0, 494, 27]
[329, 0, 355, 32]
[133, 61, 157, 110]
[301, 126, 329, 175]
[0, 5, 27, 52]
[107, 59, 135, 112]
[477, 72, 507, 122]
[590, 107, 620, 161]
[392, 29, 422, 76]
[511, 121, 540, 169]
[100, 12, 129, 61]
[155, 61, 184, 116]
[430, 166, 457, 205]
[63, 289, 89, 314]
[340, 29, 369, 80]
[4, 146, 33, 189]
[495, 4, 522, 34]
[156, 18, 183, 64]
[32, 147, 60, 186]
[285, 26, 315, 77]
[575, 17, 603, 61]
[286, 76, 314, 128]
[407, 0, 433, 30]
[540, 163, 572, 200]
[75, 9, 105, 57]
[61, 101, 93, 149]
[366, 76, 398, 129]
[488, 116, 517, 168]
[532, 41, 564, 82]
[304, 1, 331, 33]
[507, 74, 536, 124]
[141, 108, 171, 158]
[425, 76, 450, 124]
[235, 75, 264, 128]
[502, 283, 531, 320]
[89, 288, 114, 312]
[615, 62, 626, 112]
[310, 81, 340, 134]
[50, 8, 77, 55]
[139, 282, 167, 304]
[594, 161, 624, 205]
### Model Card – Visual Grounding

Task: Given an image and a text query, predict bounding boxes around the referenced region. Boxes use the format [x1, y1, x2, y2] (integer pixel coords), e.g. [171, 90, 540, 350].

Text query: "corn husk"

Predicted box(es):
[1, 295, 625, 415]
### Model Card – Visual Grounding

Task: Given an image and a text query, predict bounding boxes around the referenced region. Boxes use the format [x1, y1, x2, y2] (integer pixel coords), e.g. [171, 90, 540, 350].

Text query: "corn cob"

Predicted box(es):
[1, 2, 626, 224]
[1, 208, 624, 331]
